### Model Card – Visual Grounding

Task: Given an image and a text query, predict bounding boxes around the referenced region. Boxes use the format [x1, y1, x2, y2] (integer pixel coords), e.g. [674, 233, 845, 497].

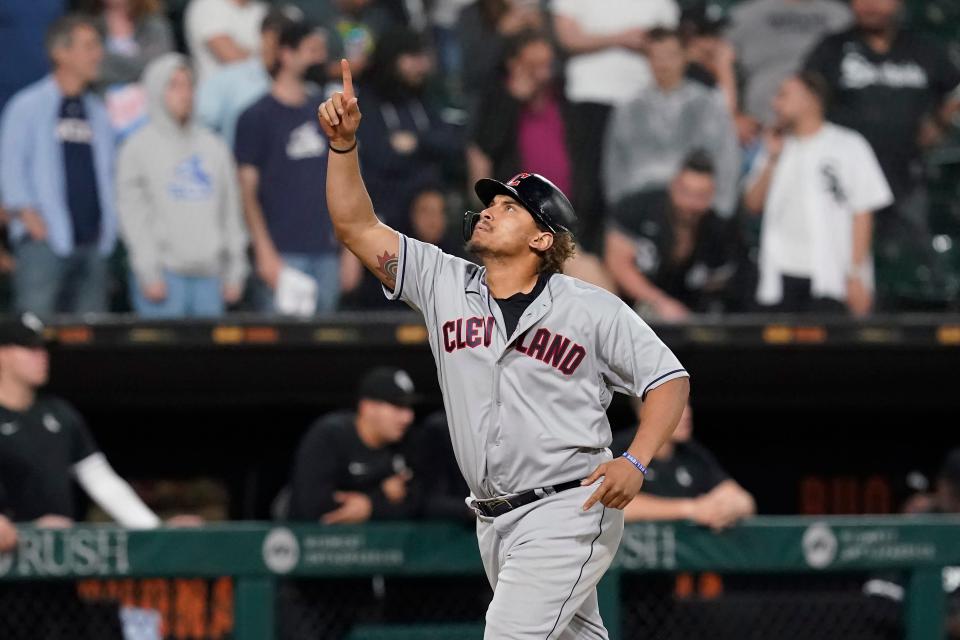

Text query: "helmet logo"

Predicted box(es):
[506, 173, 531, 186]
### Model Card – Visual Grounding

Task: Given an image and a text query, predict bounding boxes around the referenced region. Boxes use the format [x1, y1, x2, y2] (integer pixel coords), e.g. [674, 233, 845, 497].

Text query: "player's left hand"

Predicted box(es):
[581, 457, 645, 511]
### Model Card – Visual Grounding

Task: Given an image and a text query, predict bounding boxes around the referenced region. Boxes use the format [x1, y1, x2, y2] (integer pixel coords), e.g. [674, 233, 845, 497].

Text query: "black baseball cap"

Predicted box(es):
[0, 313, 47, 348]
[680, 2, 729, 36]
[357, 367, 417, 407]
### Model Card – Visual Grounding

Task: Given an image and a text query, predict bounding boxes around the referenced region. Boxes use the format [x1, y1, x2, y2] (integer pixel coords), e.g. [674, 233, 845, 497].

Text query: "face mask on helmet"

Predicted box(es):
[462, 210, 481, 243]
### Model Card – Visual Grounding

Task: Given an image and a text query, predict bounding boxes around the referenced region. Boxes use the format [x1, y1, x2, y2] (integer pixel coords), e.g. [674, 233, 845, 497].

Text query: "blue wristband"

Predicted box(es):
[621, 452, 648, 476]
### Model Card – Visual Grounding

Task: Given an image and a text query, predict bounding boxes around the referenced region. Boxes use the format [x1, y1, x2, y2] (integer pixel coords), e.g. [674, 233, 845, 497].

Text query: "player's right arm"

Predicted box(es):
[318, 59, 401, 291]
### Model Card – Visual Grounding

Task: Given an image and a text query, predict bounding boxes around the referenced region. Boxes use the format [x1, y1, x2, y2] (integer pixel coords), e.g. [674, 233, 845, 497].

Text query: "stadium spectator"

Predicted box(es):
[744, 72, 892, 315]
[0, 514, 14, 552]
[679, 3, 738, 114]
[728, 0, 851, 127]
[467, 30, 572, 200]
[407, 186, 462, 256]
[356, 27, 461, 229]
[288, 367, 420, 523]
[116, 54, 248, 318]
[804, 0, 960, 267]
[323, 0, 396, 82]
[0, 15, 119, 316]
[84, 0, 175, 137]
[427, 0, 474, 87]
[458, 0, 544, 119]
[235, 21, 340, 313]
[603, 28, 739, 219]
[613, 402, 755, 529]
[196, 8, 298, 148]
[0, 313, 161, 527]
[0, 0, 65, 113]
[341, 183, 461, 309]
[285, 0, 335, 25]
[552, 0, 679, 252]
[605, 152, 737, 321]
[185, 0, 267, 83]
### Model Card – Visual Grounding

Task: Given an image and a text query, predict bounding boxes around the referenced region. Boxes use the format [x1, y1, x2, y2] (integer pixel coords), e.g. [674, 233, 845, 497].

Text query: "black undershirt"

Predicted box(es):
[494, 273, 551, 337]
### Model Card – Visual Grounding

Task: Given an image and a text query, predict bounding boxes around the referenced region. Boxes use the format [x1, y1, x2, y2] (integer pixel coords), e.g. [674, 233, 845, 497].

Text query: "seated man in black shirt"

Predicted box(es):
[0, 314, 161, 528]
[288, 367, 420, 523]
[604, 151, 738, 322]
[612, 400, 755, 530]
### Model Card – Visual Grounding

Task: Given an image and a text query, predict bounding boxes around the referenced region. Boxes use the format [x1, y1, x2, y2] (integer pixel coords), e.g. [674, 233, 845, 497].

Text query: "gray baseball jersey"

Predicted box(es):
[385, 234, 688, 500]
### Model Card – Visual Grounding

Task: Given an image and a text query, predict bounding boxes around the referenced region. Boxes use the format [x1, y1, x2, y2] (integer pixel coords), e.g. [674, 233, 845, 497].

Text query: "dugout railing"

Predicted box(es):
[0, 515, 957, 639]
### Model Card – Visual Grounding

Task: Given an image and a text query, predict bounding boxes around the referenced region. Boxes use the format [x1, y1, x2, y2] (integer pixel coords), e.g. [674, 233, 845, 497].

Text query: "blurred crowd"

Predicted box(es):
[1, 0, 960, 320]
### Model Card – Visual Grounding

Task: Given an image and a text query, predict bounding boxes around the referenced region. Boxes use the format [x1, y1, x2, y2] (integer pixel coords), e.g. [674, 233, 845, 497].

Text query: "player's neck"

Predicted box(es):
[483, 258, 541, 299]
[0, 380, 36, 413]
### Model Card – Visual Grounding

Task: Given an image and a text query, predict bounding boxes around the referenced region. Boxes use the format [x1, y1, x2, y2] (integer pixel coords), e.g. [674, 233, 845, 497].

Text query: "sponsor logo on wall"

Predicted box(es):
[801, 522, 937, 569]
[262, 527, 300, 574]
[0, 529, 130, 577]
[802, 522, 838, 569]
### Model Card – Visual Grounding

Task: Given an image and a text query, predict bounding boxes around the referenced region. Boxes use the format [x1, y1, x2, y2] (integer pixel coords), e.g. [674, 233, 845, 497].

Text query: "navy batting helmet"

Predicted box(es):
[463, 173, 577, 242]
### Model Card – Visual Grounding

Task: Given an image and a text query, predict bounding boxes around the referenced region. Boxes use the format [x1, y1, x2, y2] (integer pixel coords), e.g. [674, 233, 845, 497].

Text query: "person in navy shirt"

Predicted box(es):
[235, 20, 339, 313]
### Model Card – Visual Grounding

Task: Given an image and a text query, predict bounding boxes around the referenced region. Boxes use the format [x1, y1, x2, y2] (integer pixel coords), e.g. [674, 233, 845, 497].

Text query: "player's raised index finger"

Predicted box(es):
[341, 58, 354, 98]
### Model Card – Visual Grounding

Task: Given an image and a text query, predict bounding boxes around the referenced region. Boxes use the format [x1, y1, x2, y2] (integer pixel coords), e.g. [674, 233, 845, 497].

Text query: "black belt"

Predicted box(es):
[472, 479, 583, 518]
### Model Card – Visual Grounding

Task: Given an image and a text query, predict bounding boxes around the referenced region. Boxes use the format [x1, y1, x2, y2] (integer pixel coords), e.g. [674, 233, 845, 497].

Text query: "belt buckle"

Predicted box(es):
[477, 496, 514, 517]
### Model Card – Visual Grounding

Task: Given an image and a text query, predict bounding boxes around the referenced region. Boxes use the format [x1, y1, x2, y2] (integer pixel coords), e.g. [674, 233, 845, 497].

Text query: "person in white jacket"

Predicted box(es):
[744, 71, 892, 315]
[117, 53, 249, 318]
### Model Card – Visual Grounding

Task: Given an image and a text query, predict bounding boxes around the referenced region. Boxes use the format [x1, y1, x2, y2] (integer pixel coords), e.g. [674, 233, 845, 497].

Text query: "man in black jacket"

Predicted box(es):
[289, 366, 419, 523]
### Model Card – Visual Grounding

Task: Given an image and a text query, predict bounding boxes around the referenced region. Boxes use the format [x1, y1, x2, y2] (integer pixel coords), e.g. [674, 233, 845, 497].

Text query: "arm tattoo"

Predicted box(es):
[376, 250, 399, 286]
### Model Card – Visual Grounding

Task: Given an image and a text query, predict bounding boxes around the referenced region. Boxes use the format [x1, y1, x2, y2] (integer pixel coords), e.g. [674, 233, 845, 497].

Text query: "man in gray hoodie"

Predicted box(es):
[117, 53, 249, 317]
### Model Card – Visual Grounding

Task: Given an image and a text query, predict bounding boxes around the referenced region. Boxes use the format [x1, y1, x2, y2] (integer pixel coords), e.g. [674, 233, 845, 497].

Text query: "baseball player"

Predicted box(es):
[318, 59, 690, 639]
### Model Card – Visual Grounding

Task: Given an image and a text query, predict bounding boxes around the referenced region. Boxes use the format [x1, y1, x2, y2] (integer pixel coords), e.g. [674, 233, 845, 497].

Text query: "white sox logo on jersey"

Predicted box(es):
[442, 316, 586, 375]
